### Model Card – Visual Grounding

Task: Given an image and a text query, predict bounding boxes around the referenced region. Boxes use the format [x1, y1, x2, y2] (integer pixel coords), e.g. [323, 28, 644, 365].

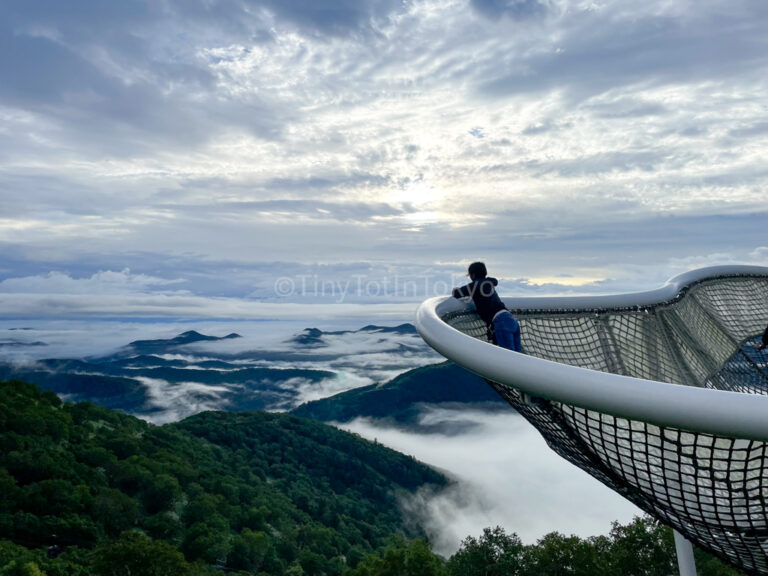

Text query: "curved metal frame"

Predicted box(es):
[416, 265, 768, 441]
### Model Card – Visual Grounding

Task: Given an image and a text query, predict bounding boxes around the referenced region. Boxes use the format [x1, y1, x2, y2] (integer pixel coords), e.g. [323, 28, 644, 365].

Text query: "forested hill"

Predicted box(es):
[292, 362, 507, 429]
[0, 379, 447, 575]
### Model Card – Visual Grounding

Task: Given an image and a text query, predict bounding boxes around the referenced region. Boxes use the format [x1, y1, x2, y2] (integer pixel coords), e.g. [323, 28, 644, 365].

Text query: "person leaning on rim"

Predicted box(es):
[452, 262, 522, 352]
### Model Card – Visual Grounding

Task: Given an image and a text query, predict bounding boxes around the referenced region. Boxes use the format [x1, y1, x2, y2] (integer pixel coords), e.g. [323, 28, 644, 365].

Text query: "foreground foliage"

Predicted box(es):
[0, 379, 444, 575]
[349, 520, 744, 576]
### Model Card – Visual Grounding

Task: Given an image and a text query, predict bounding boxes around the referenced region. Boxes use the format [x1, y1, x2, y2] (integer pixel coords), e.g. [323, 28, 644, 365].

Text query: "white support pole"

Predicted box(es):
[673, 530, 696, 576]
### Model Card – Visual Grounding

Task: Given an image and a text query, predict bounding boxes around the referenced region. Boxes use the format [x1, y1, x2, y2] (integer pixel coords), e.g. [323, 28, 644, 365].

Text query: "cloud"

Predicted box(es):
[137, 376, 231, 425]
[0, 0, 281, 156]
[0, 291, 420, 320]
[478, 2, 768, 101]
[185, 324, 443, 391]
[470, 0, 550, 20]
[256, 0, 404, 36]
[3, 215, 768, 320]
[164, 198, 407, 223]
[276, 373, 376, 407]
[0, 269, 185, 295]
[342, 407, 641, 555]
[728, 121, 768, 139]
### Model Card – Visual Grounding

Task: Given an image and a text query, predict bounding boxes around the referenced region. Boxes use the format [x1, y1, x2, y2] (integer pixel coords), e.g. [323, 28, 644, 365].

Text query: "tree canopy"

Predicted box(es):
[0, 379, 444, 575]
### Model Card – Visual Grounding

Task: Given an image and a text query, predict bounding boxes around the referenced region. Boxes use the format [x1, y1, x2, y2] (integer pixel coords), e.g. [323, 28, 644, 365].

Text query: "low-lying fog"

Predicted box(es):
[342, 406, 641, 556]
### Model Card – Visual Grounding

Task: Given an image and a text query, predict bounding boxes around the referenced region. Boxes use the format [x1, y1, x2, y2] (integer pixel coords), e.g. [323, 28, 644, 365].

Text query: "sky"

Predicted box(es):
[1, 0, 768, 319]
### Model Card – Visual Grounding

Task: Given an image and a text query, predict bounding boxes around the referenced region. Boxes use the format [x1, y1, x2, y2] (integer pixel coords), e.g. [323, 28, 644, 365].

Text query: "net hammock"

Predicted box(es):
[416, 266, 768, 575]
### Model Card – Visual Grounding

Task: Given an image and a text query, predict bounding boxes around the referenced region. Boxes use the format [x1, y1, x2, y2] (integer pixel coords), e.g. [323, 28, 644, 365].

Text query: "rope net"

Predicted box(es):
[442, 274, 768, 574]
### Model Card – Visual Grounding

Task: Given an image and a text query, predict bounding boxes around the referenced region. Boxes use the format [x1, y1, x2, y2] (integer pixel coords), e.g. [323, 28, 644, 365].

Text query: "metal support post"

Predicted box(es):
[673, 530, 696, 576]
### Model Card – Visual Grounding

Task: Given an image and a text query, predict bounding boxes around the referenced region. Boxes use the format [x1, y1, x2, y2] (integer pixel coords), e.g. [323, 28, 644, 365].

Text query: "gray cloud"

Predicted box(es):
[150, 198, 408, 224]
[470, 0, 551, 20]
[529, 150, 664, 176]
[256, 0, 403, 36]
[478, 3, 768, 102]
[521, 120, 573, 135]
[728, 121, 768, 139]
[0, 1, 284, 156]
[585, 98, 669, 120]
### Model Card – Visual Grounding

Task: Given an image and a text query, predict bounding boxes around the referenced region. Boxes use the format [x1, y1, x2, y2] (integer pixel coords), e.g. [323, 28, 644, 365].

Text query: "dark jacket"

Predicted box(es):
[452, 277, 506, 325]
[763, 324, 768, 347]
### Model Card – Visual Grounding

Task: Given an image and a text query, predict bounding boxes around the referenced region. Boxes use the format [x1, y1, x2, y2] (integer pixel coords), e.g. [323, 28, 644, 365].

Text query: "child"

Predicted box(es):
[452, 262, 522, 352]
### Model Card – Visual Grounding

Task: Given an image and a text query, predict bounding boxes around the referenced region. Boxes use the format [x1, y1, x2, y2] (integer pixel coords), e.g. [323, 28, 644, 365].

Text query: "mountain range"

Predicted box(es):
[0, 324, 504, 427]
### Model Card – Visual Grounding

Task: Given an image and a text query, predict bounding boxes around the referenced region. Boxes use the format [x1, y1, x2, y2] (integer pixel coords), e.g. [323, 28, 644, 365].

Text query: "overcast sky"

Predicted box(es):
[2, 0, 768, 317]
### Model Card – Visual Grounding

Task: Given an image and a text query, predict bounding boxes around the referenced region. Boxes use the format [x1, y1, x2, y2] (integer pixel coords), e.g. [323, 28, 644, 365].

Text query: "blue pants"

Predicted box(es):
[493, 311, 522, 352]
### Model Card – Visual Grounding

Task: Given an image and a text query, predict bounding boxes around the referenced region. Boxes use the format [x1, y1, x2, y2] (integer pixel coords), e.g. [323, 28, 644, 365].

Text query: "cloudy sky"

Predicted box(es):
[1, 0, 768, 318]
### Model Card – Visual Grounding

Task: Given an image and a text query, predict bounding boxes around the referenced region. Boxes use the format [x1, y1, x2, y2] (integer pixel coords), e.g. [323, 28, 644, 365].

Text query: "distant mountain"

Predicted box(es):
[292, 361, 509, 431]
[358, 324, 418, 335]
[0, 327, 508, 428]
[0, 379, 447, 574]
[0, 340, 47, 348]
[124, 329, 242, 355]
[0, 343, 335, 415]
[289, 327, 327, 347]
[286, 323, 418, 348]
[0, 325, 443, 423]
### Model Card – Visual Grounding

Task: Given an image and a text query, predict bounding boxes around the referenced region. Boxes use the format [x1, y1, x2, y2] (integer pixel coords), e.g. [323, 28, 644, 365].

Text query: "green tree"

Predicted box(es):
[607, 516, 675, 576]
[695, 548, 746, 576]
[141, 473, 181, 514]
[448, 526, 523, 576]
[89, 487, 140, 537]
[92, 530, 195, 576]
[523, 532, 609, 576]
[0, 561, 46, 576]
[346, 538, 445, 576]
[181, 515, 231, 564]
[143, 511, 183, 541]
[228, 529, 271, 572]
[0, 470, 19, 513]
[286, 562, 305, 576]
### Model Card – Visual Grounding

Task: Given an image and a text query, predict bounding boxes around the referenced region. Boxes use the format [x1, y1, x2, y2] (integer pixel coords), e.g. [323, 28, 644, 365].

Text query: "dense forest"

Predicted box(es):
[0, 379, 744, 575]
[0, 379, 444, 574]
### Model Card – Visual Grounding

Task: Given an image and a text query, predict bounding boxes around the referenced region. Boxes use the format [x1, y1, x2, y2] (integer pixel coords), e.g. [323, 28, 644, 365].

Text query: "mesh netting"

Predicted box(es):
[442, 274, 768, 575]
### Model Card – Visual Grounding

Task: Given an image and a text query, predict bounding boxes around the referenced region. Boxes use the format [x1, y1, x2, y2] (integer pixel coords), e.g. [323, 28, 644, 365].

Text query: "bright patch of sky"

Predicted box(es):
[1, 0, 768, 316]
